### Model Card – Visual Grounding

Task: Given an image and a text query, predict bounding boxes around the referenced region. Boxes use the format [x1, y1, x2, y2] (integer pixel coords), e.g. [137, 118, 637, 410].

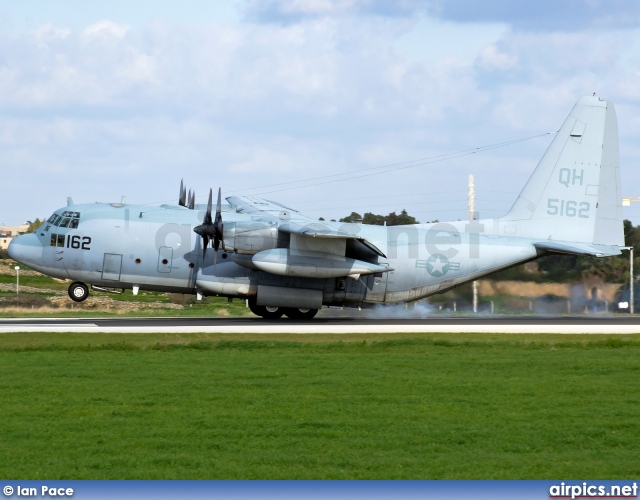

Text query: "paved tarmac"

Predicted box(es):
[2, 316, 640, 334]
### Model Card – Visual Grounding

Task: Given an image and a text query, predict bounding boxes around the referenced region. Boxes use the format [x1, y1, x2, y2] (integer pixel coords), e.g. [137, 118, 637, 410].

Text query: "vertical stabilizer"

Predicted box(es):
[504, 96, 623, 246]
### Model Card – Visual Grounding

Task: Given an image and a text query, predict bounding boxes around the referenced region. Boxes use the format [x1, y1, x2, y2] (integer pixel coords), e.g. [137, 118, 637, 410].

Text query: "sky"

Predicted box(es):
[2, 0, 640, 226]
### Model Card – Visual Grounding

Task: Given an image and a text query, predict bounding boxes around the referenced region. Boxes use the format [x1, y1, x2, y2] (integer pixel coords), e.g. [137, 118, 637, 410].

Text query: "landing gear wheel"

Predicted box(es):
[248, 298, 264, 316]
[262, 305, 284, 319]
[68, 282, 89, 302]
[284, 308, 318, 320]
[248, 298, 283, 319]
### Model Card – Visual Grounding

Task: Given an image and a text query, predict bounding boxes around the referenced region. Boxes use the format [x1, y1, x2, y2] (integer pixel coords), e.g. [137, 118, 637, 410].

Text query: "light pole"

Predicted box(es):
[15, 266, 20, 305]
[620, 198, 638, 314]
[469, 174, 478, 313]
[621, 247, 633, 314]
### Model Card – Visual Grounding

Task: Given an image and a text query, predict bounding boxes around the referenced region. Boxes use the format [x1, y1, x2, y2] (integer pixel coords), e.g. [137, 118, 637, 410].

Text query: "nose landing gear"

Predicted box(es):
[68, 282, 89, 302]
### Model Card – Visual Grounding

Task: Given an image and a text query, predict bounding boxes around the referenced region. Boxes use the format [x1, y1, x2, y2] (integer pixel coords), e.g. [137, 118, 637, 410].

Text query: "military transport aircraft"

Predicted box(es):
[8, 96, 624, 319]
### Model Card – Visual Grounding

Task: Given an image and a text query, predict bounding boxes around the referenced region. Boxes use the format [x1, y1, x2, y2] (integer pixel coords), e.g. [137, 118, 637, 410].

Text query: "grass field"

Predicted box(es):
[1, 332, 639, 479]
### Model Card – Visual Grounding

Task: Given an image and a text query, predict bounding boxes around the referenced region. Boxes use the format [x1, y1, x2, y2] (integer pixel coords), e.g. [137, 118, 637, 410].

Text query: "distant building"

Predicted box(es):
[0, 224, 31, 251]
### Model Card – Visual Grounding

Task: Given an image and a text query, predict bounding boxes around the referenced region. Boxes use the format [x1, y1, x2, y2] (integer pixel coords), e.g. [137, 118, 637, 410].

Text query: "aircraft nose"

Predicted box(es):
[8, 233, 44, 267]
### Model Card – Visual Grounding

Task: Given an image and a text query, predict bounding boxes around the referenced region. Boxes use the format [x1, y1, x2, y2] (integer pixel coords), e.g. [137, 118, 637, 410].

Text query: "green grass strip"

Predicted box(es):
[1, 333, 639, 479]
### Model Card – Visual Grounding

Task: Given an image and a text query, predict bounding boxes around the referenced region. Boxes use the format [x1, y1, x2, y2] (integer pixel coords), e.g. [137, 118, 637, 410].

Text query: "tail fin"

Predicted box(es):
[503, 96, 624, 249]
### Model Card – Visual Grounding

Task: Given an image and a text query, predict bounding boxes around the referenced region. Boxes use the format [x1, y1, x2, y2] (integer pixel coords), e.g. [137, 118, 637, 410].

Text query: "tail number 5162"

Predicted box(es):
[547, 199, 590, 218]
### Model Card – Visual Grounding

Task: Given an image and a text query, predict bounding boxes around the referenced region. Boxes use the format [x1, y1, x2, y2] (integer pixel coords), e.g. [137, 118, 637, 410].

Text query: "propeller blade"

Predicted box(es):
[179, 179, 186, 206]
[188, 190, 195, 210]
[214, 187, 224, 247]
[205, 188, 213, 225]
[202, 234, 209, 260]
[192, 188, 223, 267]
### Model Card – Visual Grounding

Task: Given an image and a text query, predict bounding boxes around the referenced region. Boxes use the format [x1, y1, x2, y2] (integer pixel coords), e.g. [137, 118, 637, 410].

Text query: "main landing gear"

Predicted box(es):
[247, 298, 318, 320]
[68, 282, 89, 302]
[283, 308, 318, 320]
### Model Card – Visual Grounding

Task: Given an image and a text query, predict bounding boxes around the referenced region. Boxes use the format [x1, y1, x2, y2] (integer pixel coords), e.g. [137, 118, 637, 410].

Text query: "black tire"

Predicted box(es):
[248, 298, 283, 319]
[261, 305, 284, 319]
[284, 308, 318, 320]
[247, 298, 262, 316]
[68, 282, 89, 302]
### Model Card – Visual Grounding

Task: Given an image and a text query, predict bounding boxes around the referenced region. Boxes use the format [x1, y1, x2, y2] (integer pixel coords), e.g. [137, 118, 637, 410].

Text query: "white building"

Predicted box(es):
[0, 223, 32, 250]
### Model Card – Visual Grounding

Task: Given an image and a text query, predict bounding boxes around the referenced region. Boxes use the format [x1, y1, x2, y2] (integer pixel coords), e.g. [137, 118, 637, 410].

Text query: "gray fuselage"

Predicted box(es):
[11, 201, 541, 307]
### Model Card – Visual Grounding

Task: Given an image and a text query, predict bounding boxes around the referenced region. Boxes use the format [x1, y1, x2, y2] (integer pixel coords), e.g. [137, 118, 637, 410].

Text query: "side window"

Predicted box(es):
[50, 234, 57, 246]
[57, 234, 65, 247]
[69, 219, 79, 229]
[59, 218, 71, 228]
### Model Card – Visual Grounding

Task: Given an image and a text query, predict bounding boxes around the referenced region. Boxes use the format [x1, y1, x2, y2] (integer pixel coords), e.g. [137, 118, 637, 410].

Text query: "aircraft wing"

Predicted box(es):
[227, 195, 386, 258]
[278, 222, 386, 257]
[226, 196, 316, 221]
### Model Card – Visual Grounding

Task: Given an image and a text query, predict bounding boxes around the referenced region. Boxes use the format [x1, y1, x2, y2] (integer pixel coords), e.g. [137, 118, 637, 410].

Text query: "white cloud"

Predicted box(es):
[478, 43, 517, 70]
[1, 4, 640, 226]
[244, 0, 421, 23]
[82, 20, 130, 39]
[32, 23, 71, 43]
[273, 0, 361, 16]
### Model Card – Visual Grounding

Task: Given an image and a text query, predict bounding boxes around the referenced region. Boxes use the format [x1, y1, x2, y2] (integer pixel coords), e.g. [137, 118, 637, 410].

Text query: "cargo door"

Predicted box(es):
[102, 253, 123, 281]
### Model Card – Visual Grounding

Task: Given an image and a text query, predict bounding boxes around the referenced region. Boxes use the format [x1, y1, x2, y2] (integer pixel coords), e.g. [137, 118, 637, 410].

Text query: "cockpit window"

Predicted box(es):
[47, 212, 81, 227]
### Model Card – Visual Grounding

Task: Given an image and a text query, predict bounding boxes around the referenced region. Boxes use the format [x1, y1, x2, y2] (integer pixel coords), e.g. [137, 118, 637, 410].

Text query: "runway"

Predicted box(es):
[2, 316, 640, 334]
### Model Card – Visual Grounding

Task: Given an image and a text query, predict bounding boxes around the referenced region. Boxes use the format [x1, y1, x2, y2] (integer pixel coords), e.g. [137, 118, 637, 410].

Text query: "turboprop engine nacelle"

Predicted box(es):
[222, 222, 279, 255]
[251, 248, 389, 279]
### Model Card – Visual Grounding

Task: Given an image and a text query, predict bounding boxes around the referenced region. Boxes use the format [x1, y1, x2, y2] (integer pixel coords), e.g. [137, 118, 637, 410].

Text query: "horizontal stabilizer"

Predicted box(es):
[534, 241, 622, 257]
